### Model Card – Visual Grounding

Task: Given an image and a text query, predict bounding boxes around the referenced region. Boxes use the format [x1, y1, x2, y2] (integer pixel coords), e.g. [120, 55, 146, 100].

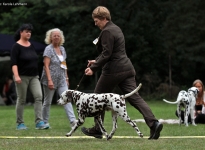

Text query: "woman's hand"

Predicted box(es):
[14, 76, 21, 84]
[12, 65, 21, 83]
[87, 60, 96, 67]
[66, 79, 69, 87]
[85, 68, 93, 76]
[48, 80, 54, 90]
[198, 110, 202, 114]
[85, 60, 95, 75]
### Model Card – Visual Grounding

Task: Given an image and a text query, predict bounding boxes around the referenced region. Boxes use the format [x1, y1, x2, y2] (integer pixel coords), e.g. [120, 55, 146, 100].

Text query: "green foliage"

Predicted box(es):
[1, 0, 205, 96]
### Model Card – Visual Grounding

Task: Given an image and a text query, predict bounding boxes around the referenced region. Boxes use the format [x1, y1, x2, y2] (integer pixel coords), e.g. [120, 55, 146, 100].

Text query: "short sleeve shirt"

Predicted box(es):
[41, 44, 67, 89]
[10, 43, 39, 76]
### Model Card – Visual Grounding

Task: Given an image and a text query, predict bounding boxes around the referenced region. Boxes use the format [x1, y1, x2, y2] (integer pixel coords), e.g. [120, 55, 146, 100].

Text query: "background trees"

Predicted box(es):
[0, 0, 205, 99]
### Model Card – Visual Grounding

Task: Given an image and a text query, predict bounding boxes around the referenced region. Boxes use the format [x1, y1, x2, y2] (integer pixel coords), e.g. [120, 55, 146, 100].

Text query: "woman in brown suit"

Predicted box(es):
[81, 6, 163, 140]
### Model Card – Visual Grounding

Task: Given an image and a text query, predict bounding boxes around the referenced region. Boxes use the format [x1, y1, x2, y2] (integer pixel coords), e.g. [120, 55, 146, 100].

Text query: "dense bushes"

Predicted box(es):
[1, 0, 205, 99]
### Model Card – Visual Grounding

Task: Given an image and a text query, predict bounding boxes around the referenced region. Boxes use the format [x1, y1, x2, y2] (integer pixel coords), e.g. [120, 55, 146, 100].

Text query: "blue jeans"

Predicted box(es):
[42, 85, 76, 124]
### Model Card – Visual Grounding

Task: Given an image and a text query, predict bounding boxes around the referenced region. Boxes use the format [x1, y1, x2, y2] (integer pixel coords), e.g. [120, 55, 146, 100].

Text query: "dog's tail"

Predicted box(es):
[163, 99, 178, 104]
[122, 83, 142, 99]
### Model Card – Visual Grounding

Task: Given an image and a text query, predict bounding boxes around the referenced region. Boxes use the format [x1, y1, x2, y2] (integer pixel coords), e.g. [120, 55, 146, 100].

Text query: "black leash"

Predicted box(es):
[75, 74, 85, 90]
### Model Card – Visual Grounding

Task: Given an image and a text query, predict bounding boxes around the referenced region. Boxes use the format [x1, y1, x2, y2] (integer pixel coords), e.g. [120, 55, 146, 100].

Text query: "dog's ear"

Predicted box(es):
[66, 91, 73, 103]
[196, 88, 199, 93]
[195, 88, 199, 95]
[192, 87, 199, 97]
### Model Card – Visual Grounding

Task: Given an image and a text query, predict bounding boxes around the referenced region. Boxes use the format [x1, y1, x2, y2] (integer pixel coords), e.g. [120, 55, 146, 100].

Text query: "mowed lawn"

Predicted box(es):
[1, 100, 205, 150]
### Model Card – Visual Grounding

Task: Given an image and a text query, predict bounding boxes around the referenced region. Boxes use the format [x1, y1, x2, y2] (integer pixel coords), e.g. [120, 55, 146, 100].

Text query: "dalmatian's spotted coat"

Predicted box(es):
[163, 87, 199, 126]
[58, 84, 143, 140]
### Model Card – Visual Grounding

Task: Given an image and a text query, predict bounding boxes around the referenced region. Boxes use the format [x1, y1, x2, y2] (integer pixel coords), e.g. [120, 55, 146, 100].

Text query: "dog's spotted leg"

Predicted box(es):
[190, 109, 197, 126]
[191, 118, 197, 126]
[107, 111, 118, 140]
[95, 116, 108, 139]
[177, 103, 183, 126]
[119, 113, 143, 138]
[184, 107, 190, 127]
[66, 116, 85, 137]
[66, 127, 76, 137]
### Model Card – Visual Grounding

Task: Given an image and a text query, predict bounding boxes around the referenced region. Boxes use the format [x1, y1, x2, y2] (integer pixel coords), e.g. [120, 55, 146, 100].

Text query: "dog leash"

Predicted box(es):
[74, 74, 85, 90]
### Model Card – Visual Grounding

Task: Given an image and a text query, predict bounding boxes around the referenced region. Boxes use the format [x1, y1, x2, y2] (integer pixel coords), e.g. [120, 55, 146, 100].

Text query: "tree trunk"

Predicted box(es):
[169, 54, 172, 98]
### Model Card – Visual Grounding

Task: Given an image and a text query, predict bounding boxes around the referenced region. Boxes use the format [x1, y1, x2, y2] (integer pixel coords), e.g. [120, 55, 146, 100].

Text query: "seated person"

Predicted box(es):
[1, 76, 16, 105]
[175, 79, 205, 124]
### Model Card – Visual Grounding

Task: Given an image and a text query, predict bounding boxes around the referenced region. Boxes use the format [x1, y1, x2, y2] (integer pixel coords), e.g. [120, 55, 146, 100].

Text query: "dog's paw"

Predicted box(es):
[106, 135, 112, 140]
[139, 133, 143, 138]
[65, 133, 72, 137]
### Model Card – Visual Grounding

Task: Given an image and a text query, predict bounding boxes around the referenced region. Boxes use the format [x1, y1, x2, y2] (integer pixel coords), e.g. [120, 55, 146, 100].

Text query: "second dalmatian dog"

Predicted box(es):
[58, 83, 143, 140]
[163, 87, 199, 126]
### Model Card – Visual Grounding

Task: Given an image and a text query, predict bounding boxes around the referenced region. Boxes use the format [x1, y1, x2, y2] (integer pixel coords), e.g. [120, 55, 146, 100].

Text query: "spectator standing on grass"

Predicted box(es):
[175, 79, 205, 124]
[81, 6, 163, 140]
[41, 28, 76, 128]
[11, 23, 49, 130]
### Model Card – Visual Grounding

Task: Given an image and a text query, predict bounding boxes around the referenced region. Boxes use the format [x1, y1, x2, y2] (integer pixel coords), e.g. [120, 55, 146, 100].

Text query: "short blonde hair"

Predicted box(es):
[92, 6, 111, 21]
[44, 28, 65, 45]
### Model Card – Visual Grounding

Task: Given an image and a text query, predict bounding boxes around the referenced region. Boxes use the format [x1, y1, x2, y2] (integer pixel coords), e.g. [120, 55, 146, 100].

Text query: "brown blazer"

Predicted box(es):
[90, 21, 135, 75]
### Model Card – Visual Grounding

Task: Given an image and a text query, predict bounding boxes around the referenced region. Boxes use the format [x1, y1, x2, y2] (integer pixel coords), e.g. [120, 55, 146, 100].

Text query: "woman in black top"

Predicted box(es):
[11, 24, 48, 130]
[193, 79, 205, 123]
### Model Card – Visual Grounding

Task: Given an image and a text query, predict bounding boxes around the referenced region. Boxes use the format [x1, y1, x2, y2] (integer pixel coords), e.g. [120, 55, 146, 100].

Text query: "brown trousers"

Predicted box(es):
[94, 69, 157, 129]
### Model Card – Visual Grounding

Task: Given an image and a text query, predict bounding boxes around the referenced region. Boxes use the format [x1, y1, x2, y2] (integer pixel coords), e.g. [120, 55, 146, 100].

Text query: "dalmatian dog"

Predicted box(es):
[163, 87, 199, 126]
[58, 83, 143, 140]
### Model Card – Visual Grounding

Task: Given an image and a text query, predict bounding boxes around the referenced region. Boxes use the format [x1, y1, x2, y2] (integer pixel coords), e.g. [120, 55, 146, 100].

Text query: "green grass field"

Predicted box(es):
[1, 101, 205, 150]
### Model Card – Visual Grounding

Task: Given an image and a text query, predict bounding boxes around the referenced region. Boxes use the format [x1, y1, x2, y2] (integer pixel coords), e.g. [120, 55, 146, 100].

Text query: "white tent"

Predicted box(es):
[0, 56, 10, 62]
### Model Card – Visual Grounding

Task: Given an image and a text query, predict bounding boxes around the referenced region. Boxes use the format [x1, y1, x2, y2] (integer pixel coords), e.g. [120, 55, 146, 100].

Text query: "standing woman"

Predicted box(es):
[11, 24, 48, 130]
[81, 6, 162, 140]
[41, 28, 76, 128]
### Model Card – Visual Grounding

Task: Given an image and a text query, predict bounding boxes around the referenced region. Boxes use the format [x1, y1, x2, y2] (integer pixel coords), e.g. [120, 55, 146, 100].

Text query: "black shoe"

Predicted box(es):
[148, 122, 163, 140]
[81, 127, 103, 139]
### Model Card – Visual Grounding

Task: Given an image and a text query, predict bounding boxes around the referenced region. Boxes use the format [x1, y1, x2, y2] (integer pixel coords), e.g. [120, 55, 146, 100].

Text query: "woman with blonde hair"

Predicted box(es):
[41, 28, 76, 128]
